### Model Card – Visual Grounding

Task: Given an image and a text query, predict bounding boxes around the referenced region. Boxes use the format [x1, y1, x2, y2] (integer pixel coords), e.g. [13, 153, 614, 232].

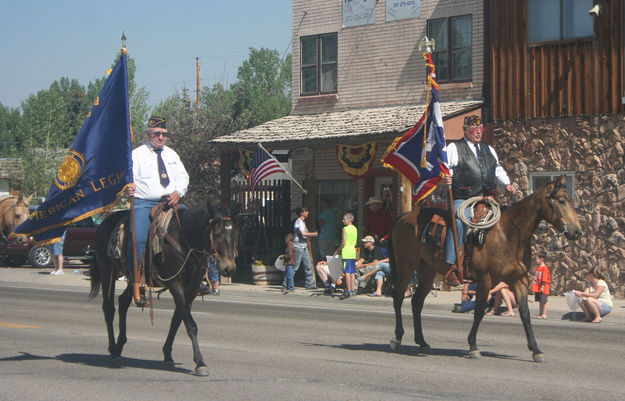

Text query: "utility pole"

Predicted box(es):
[196, 57, 201, 105]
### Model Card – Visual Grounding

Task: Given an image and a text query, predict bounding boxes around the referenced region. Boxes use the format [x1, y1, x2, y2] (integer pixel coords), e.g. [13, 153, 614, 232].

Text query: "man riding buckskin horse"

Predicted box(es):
[442, 115, 515, 286]
[125, 116, 189, 306]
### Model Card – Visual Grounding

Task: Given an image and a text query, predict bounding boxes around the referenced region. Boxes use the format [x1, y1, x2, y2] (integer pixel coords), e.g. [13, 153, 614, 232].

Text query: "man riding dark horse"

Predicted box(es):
[442, 115, 515, 286]
[125, 115, 189, 307]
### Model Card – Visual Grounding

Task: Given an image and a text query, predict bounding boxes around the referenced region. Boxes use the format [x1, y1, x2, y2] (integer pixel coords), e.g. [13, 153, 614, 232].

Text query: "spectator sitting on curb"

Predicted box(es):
[355, 235, 384, 293]
[455, 281, 477, 312]
[316, 260, 340, 294]
[486, 282, 517, 316]
[574, 268, 612, 323]
[357, 258, 390, 297]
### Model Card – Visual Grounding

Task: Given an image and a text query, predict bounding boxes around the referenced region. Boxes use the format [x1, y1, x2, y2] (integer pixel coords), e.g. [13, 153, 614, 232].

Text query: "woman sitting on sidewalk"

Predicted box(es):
[486, 282, 516, 317]
[575, 268, 612, 323]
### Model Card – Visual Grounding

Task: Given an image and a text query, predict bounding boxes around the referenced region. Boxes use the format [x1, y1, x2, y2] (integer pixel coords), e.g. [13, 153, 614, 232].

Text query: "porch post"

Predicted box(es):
[219, 150, 231, 208]
[400, 175, 412, 213]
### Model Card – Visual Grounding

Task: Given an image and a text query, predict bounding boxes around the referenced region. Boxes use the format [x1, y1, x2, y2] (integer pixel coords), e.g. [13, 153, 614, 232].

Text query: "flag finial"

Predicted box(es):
[121, 32, 127, 50]
[418, 36, 436, 53]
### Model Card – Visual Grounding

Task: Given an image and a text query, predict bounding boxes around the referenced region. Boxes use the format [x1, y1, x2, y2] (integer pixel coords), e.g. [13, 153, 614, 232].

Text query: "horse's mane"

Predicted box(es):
[179, 206, 232, 249]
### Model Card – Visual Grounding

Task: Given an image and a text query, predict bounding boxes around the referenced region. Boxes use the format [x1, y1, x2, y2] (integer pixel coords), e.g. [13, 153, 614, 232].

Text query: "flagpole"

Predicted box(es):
[258, 143, 307, 195]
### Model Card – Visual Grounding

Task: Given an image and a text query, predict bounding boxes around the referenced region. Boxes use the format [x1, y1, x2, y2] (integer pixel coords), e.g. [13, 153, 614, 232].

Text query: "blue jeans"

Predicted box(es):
[374, 261, 391, 280]
[207, 257, 219, 282]
[127, 198, 185, 282]
[445, 198, 471, 265]
[295, 247, 314, 288]
[127, 198, 159, 281]
[461, 298, 476, 312]
[284, 264, 295, 291]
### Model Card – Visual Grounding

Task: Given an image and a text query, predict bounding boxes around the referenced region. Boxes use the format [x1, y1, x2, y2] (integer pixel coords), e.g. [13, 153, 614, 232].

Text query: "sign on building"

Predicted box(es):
[343, 0, 376, 28]
[386, 0, 421, 22]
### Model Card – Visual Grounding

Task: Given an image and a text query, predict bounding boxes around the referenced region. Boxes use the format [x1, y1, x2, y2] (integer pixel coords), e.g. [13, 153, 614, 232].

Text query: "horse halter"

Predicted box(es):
[547, 189, 571, 237]
[208, 216, 236, 259]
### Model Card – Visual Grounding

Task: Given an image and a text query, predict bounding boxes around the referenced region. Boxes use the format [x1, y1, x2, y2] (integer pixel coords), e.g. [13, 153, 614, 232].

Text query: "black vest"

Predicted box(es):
[452, 139, 498, 199]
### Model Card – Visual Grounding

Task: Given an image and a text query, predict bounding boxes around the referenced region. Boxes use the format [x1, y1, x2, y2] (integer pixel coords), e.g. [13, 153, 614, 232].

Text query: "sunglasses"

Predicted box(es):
[150, 131, 169, 138]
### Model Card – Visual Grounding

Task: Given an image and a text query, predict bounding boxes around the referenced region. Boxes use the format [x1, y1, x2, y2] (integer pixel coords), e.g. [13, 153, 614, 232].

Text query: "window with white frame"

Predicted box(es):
[300, 33, 338, 95]
[528, 0, 594, 43]
[427, 15, 472, 82]
[529, 171, 576, 199]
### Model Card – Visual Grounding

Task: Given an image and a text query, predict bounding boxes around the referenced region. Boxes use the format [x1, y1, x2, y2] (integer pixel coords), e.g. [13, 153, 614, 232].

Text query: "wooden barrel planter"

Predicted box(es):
[251, 264, 283, 285]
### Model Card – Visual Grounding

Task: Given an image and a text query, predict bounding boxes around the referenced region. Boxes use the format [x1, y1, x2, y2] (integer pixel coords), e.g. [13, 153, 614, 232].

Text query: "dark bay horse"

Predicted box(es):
[389, 175, 582, 362]
[89, 204, 237, 376]
[0, 194, 32, 238]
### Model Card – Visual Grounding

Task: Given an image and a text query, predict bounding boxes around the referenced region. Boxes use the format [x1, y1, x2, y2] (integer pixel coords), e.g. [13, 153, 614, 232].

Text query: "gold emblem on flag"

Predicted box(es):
[55, 149, 86, 190]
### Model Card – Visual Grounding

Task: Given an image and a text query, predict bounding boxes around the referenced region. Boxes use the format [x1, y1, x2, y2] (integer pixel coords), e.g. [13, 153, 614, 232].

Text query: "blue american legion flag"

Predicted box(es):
[248, 145, 286, 192]
[14, 52, 133, 244]
[382, 78, 449, 203]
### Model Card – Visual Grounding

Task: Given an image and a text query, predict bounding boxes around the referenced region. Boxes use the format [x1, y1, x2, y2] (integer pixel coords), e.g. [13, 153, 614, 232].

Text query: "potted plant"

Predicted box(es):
[251, 254, 282, 285]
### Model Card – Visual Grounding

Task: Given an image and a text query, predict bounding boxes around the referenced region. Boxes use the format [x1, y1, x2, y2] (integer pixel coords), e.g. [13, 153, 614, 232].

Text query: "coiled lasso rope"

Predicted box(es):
[457, 196, 501, 229]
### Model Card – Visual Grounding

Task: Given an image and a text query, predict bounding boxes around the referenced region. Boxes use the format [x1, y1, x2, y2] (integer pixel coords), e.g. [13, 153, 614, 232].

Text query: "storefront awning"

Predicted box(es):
[213, 100, 483, 149]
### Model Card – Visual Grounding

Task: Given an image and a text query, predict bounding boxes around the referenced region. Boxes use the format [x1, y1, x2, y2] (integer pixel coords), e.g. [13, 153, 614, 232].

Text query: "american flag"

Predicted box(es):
[382, 53, 449, 204]
[248, 145, 286, 192]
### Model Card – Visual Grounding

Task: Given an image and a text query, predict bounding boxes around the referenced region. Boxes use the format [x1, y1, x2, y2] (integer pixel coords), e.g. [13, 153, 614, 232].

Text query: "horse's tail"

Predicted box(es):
[388, 232, 396, 288]
[88, 253, 100, 299]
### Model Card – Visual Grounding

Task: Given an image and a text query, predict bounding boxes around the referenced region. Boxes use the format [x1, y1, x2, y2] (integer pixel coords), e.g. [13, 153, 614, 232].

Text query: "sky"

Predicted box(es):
[0, 0, 292, 110]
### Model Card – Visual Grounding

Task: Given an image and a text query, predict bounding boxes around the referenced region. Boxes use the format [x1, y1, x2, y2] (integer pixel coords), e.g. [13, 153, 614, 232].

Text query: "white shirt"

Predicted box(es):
[446, 138, 511, 186]
[293, 218, 308, 249]
[132, 143, 189, 201]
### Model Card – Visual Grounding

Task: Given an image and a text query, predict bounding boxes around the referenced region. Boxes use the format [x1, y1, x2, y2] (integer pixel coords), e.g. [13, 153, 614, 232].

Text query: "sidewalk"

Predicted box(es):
[2, 266, 624, 324]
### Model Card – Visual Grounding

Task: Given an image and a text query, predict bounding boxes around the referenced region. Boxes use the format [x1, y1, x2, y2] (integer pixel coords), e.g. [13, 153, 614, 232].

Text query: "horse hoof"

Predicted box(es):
[111, 356, 122, 367]
[162, 360, 175, 369]
[419, 345, 431, 354]
[533, 353, 545, 363]
[195, 366, 209, 377]
[468, 350, 482, 359]
[389, 338, 402, 352]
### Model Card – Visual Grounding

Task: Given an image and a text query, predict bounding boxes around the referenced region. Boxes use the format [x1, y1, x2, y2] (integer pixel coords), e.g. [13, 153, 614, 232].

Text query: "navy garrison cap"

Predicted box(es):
[463, 115, 481, 127]
[148, 115, 166, 129]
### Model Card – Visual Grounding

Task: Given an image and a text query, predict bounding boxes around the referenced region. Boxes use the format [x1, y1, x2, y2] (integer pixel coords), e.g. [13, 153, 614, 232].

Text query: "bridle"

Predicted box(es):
[157, 214, 235, 282]
[546, 187, 572, 238]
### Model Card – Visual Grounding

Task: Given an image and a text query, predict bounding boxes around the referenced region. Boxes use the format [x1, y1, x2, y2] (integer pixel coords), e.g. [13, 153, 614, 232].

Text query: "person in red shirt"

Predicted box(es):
[532, 254, 551, 319]
[364, 197, 392, 239]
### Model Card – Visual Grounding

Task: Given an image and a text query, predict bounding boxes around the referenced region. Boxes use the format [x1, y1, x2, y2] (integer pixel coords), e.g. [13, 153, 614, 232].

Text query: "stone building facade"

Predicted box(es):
[493, 114, 625, 296]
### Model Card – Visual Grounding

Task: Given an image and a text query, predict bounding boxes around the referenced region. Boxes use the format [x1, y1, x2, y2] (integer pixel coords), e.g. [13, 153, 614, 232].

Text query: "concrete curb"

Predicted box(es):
[2, 266, 624, 325]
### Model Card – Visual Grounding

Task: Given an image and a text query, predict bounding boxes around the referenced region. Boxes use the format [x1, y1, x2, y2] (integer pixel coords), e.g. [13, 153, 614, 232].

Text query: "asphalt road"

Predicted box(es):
[1, 283, 624, 401]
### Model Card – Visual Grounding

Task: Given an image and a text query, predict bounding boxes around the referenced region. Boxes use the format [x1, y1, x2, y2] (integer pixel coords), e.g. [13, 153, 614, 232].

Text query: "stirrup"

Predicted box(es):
[134, 285, 150, 307]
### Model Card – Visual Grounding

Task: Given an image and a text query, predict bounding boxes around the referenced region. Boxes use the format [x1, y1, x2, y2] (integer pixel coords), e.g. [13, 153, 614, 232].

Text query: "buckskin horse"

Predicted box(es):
[389, 175, 581, 362]
[89, 203, 237, 376]
[0, 194, 32, 237]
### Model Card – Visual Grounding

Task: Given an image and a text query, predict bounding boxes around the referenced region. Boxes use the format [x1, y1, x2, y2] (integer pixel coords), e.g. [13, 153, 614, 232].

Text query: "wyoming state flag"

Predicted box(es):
[14, 52, 133, 244]
[382, 81, 449, 203]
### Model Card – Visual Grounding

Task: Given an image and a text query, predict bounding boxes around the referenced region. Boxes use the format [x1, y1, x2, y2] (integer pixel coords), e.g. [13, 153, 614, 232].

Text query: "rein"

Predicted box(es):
[155, 214, 231, 282]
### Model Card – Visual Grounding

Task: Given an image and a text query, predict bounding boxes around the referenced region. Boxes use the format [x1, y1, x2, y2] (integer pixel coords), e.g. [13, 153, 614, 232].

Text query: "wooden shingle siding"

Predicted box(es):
[490, 0, 624, 120]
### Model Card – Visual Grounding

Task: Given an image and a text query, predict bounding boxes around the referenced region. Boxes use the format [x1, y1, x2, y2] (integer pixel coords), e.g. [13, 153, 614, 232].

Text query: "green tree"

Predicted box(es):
[166, 90, 225, 207]
[139, 47, 292, 205]
[0, 103, 21, 156]
[12, 52, 149, 197]
[231, 48, 292, 128]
